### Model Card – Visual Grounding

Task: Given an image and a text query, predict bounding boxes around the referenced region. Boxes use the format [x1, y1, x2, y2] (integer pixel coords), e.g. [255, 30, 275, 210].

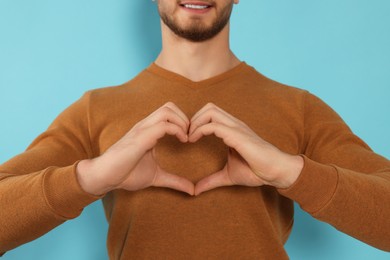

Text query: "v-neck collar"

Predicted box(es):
[146, 62, 247, 89]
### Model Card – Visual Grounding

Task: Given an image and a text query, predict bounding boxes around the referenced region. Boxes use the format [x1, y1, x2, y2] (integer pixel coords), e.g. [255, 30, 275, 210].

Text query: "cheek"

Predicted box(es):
[159, 3, 181, 19]
[219, 4, 234, 18]
[158, 2, 173, 15]
[161, 0, 180, 11]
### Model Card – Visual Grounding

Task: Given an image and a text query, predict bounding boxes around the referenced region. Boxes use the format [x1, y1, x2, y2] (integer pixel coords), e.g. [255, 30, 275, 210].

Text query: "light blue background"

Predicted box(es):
[0, 0, 389, 259]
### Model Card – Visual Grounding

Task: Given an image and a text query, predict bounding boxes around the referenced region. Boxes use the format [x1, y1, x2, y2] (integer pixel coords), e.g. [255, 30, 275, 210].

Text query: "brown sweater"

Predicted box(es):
[1, 62, 389, 259]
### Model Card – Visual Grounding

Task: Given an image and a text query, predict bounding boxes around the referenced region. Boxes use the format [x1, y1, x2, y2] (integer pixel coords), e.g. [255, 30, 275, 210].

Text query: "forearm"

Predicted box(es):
[0, 164, 100, 253]
[279, 156, 390, 251]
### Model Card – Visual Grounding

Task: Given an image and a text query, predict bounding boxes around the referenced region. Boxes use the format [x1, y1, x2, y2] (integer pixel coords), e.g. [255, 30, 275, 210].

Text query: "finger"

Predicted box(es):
[147, 106, 188, 132]
[191, 103, 239, 123]
[156, 121, 188, 142]
[141, 103, 189, 132]
[153, 167, 195, 195]
[190, 103, 242, 135]
[194, 167, 234, 196]
[164, 102, 190, 126]
[189, 122, 242, 149]
[139, 121, 188, 150]
[189, 107, 236, 135]
[191, 103, 221, 122]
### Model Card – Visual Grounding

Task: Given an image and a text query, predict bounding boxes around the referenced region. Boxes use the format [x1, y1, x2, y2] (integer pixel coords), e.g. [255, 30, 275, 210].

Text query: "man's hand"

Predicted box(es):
[188, 103, 304, 196]
[77, 102, 195, 196]
[77, 102, 303, 197]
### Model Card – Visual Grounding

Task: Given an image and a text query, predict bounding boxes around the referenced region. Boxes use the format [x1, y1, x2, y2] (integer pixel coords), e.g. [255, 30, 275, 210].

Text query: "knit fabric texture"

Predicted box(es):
[1, 62, 389, 258]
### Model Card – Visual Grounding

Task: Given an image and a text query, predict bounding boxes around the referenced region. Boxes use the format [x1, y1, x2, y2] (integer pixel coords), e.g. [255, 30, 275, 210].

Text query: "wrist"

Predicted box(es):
[283, 154, 304, 188]
[76, 159, 111, 196]
[272, 154, 304, 189]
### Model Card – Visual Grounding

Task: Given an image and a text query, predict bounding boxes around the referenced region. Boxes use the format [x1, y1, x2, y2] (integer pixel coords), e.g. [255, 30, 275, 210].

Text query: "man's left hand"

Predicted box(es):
[188, 103, 304, 196]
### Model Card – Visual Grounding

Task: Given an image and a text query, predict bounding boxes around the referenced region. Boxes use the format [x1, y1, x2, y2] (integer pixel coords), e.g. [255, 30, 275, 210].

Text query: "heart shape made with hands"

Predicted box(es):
[149, 103, 272, 196]
[121, 102, 300, 197]
[79, 102, 299, 197]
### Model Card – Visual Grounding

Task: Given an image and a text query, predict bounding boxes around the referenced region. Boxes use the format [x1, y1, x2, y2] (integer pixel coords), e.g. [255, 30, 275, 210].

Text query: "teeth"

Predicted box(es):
[184, 4, 208, 9]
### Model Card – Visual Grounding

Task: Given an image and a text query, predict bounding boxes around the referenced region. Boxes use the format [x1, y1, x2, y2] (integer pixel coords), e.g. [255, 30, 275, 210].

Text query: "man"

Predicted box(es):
[1, 0, 389, 259]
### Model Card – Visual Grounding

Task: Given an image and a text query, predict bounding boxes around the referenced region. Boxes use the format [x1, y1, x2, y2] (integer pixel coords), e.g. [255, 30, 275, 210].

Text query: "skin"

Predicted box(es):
[77, 0, 304, 196]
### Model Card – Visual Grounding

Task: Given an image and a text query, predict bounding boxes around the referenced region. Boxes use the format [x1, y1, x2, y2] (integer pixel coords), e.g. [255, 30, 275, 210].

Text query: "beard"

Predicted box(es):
[158, 2, 234, 42]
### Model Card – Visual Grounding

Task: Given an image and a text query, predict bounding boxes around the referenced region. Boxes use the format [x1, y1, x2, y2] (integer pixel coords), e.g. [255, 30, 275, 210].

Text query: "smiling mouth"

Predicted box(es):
[179, 2, 213, 10]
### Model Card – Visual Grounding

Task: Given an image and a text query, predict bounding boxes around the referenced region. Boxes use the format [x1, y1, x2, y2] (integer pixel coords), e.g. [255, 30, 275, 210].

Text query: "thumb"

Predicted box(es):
[152, 167, 195, 196]
[194, 167, 234, 196]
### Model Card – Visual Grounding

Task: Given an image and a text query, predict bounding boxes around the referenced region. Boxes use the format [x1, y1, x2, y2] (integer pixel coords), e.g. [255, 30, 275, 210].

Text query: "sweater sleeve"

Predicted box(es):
[278, 92, 390, 251]
[0, 91, 101, 254]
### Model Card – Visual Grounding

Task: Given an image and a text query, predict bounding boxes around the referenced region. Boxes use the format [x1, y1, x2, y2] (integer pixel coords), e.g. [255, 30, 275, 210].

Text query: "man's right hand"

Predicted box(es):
[76, 102, 195, 196]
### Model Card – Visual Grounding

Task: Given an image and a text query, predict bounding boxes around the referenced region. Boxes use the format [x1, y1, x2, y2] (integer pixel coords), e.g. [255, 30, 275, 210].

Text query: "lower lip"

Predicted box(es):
[179, 6, 212, 14]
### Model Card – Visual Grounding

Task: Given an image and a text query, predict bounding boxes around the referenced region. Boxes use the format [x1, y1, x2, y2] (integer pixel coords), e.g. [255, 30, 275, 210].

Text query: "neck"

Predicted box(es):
[155, 22, 241, 82]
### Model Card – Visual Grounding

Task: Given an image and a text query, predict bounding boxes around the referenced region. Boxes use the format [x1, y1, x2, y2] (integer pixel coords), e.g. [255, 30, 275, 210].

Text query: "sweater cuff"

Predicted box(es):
[277, 155, 339, 214]
[42, 162, 102, 219]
